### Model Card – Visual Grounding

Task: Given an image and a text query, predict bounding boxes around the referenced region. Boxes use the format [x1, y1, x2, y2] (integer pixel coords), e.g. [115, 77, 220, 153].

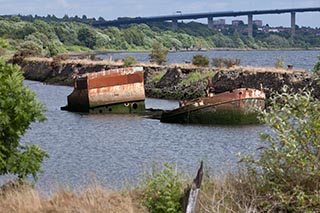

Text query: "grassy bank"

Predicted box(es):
[0, 171, 260, 213]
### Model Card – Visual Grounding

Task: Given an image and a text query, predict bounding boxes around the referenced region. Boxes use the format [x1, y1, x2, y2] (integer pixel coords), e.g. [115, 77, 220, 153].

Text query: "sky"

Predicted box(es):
[0, 0, 319, 27]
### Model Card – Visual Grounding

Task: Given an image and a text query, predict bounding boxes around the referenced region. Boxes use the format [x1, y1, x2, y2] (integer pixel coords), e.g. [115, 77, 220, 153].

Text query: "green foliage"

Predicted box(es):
[78, 28, 96, 49]
[313, 55, 320, 74]
[192, 54, 210, 67]
[243, 86, 320, 212]
[265, 34, 290, 48]
[0, 16, 320, 53]
[178, 71, 202, 86]
[0, 59, 48, 181]
[123, 56, 137, 67]
[19, 40, 43, 56]
[150, 71, 166, 83]
[143, 163, 183, 213]
[0, 38, 8, 55]
[274, 56, 285, 69]
[149, 42, 168, 65]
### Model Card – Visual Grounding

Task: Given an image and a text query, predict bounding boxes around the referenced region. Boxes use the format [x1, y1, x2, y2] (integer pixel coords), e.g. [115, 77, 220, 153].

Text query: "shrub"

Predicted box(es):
[212, 58, 240, 68]
[192, 54, 209, 67]
[178, 71, 202, 86]
[143, 163, 184, 213]
[11, 49, 39, 64]
[149, 42, 168, 65]
[313, 55, 320, 74]
[51, 54, 70, 68]
[274, 56, 284, 68]
[242, 86, 320, 212]
[123, 56, 137, 67]
[0, 59, 48, 181]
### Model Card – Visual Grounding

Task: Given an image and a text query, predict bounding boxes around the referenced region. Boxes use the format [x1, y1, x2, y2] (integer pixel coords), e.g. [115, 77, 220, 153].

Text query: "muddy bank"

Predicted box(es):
[19, 58, 320, 100]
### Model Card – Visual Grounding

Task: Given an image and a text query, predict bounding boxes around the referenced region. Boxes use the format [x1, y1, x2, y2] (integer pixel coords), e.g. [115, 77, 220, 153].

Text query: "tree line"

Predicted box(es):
[0, 15, 320, 58]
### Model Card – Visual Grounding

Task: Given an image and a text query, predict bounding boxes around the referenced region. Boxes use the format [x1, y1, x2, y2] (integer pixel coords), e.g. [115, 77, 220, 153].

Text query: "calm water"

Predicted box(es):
[98, 49, 320, 71]
[3, 50, 319, 190]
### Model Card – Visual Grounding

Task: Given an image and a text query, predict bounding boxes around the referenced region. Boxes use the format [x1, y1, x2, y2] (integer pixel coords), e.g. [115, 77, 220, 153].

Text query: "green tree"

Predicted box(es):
[243, 86, 320, 212]
[78, 28, 96, 49]
[192, 54, 210, 67]
[149, 42, 168, 65]
[0, 60, 48, 181]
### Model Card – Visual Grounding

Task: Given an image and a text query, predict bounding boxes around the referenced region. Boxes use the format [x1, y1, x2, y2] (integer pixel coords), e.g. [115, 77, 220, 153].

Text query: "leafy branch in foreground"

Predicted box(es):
[0, 59, 48, 181]
[242, 86, 320, 212]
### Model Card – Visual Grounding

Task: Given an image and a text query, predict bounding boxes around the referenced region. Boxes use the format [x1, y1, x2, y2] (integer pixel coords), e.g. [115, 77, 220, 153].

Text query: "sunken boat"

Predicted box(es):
[160, 88, 266, 125]
[61, 67, 146, 113]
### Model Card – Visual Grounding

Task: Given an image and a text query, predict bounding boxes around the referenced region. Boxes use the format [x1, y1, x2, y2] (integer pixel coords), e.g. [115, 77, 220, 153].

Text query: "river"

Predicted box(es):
[3, 50, 319, 191]
[98, 49, 320, 71]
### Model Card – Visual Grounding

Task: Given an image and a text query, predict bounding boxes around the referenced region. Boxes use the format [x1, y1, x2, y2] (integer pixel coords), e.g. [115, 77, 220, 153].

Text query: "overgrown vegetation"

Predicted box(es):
[149, 42, 169, 65]
[142, 163, 184, 213]
[123, 56, 137, 67]
[242, 86, 320, 212]
[274, 56, 285, 68]
[212, 58, 241, 68]
[313, 55, 320, 73]
[0, 59, 48, 181]
[192, 54, 210, 67]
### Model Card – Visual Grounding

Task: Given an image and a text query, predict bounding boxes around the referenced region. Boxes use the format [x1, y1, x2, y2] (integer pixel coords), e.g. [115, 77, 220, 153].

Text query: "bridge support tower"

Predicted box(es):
[172, 19, 178, 31]
[248, 14, 253, 37]
[208, 17, 213, 29]
[291, 12, 296, 39]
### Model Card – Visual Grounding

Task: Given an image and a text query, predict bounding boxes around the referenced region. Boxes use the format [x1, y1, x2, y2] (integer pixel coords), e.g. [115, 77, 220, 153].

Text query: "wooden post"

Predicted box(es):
[182, 161, 204, 213]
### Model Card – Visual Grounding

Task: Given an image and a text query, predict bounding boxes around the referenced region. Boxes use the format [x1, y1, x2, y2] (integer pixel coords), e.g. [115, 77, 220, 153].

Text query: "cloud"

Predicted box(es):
[56, 0, 69, 7]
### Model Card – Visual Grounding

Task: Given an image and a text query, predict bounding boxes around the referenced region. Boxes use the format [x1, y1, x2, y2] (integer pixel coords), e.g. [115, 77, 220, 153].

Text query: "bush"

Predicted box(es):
[123, 56, 137, 67]
[274, 56, 284, 68]
[192, 54, 209, 67]
[243, 86, 320, 212]
[11, 49, 39, 64]
[0, 59, 48, 181]
[149, 42, 168, 65]
[212, 58, 240, 68]
[313, 55, 320, 74]
[143, 163, 184, 213]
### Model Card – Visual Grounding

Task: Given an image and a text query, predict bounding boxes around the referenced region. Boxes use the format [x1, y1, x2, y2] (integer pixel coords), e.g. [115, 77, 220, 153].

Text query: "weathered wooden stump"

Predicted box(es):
[182, 161, 204, 213]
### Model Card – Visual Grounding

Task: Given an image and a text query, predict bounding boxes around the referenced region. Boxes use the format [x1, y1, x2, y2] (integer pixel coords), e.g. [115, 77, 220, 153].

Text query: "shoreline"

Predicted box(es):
[65, 47, 320, 57]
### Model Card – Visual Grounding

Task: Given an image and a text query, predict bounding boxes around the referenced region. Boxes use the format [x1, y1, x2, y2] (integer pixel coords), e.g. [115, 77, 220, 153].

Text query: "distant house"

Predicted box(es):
[213, 19, 225, 26]
[232, 20, 244, 26]
[253, 20, 263, 27]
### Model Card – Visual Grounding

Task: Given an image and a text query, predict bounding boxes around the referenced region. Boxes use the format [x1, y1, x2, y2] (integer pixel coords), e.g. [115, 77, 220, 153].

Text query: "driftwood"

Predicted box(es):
[182, 161, 204, 213]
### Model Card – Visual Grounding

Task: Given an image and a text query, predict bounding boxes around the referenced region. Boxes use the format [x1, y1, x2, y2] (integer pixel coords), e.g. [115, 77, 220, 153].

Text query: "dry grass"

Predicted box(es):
[198, 172, 259, 213]
[0, 184, 148, 213]
[214, 65, 306, 74]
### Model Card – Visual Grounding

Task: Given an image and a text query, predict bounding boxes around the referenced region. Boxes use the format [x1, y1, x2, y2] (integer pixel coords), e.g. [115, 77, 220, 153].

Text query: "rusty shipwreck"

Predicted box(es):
[61, 67, 146, 113]
[160, 88, 266, 125]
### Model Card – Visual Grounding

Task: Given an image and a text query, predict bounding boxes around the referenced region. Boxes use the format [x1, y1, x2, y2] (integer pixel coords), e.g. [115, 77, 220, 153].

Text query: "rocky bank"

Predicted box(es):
[18, 57, 320, 100]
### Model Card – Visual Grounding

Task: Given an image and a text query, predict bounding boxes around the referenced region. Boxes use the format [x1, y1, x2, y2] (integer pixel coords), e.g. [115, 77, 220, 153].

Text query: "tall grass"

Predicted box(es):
[0, 183, 148, 213]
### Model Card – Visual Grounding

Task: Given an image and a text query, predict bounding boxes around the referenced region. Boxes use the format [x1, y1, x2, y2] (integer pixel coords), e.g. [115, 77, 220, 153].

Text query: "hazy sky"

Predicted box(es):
[0, 0, 319, 27]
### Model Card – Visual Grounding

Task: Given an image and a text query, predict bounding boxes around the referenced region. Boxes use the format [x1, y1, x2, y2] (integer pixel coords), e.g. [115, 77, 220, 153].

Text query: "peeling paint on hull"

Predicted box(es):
[61, 67, 146, 113]
[160, 88, 266, 125]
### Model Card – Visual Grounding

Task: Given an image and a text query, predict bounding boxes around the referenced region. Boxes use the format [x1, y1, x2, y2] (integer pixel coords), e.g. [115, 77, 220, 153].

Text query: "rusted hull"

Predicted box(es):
[160, 88, 265, 125]
[61, 67, 146, 113]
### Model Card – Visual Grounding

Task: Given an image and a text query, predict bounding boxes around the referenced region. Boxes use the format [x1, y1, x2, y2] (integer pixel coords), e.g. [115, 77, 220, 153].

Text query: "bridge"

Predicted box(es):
[93, 7, 320, 38]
